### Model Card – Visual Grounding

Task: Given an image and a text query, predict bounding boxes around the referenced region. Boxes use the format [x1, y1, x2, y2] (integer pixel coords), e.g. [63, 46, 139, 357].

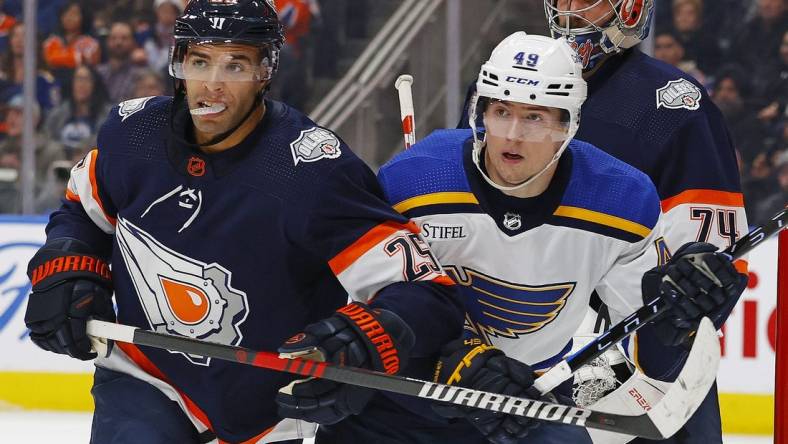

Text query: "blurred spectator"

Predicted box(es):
[653, 30, 707, 85]
[0, 94, 65, 210]
[97, 21, 147, 103]
[143, 0, 182, 72]
[0, 23, 62, 114]
[0, 0, 16, 54]
[712, 66, 767, 165]
[42, 2, 101, 71]
[272, 0, 321, 110]
[132, 68, 165, 98]
[731, 0, 788, 69]
[45, 65, 111, 161]
[3, 0, 68, 39]
[671, 0, 723, 75]
[753, 29, 788, 123]
[752, 148, 788, 224]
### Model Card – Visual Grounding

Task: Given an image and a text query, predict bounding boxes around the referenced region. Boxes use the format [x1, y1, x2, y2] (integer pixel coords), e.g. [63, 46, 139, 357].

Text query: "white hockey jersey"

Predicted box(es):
[378, 129, 670, 371]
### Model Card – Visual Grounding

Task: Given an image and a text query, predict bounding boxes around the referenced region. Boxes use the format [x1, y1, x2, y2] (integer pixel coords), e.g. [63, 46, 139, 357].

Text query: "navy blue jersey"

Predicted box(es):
[48, 96, 462, 443]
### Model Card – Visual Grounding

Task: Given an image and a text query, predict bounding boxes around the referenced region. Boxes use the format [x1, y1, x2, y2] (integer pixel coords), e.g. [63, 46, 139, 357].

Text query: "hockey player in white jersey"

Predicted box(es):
[310, 32, 747, 444]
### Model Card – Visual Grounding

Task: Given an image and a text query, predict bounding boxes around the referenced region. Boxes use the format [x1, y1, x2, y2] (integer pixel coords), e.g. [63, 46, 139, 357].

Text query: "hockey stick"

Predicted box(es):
[534, 207, 788, 394]
[86, 316, 718, 440]
[395, 74, 416, 149]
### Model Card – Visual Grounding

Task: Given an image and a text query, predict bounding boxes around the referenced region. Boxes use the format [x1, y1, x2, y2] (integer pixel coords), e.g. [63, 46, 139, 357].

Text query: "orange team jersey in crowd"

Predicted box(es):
[0, 14, 16, 37]
[43, 34, 101, 69]
[277, 0, 318, 52]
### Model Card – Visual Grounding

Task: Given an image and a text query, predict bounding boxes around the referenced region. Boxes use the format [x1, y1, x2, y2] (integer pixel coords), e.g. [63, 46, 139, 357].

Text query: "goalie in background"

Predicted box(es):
[302, 32, 746, 444]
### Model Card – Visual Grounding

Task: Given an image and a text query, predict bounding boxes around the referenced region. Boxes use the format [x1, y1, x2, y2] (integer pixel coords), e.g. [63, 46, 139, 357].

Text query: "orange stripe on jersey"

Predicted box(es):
[329, 221, 420, 276]
[432, 274, 456, 286]
[115, 341, 214, 433]
[734, 260, 749, 275]
[88, 149, 117, 226]
[661, 189, 744, 213]
[65, 188, 80, 203]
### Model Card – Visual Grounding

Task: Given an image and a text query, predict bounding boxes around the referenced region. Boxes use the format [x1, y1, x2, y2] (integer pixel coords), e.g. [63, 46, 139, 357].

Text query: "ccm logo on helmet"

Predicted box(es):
[505, 76, 540, 86]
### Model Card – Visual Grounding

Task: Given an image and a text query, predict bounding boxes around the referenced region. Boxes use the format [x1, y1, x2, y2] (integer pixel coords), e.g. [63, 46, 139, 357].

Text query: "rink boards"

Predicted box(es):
[0, 216, 779, 434]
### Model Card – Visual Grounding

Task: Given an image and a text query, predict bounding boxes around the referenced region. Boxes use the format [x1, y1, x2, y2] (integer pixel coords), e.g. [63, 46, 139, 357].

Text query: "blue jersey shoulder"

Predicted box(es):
[556, 140, 661, 239]
[378, 129, 473, 207]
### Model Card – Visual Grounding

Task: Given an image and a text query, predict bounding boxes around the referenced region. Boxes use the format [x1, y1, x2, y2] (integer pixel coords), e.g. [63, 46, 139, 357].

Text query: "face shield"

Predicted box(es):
[479, 99, 572, 144]
[169, 40, 278, 84]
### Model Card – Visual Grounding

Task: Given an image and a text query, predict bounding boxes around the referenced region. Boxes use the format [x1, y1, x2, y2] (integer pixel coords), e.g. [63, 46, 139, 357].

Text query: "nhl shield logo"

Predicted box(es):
[118, 96, 155, 122]
[290, 127, 342, 165]
[503, 212, 522, 231]
[656, 79, 701, 111]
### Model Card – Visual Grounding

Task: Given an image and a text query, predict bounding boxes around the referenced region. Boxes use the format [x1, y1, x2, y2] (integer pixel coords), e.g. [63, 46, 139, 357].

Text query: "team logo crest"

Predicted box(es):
[115, 218, 249, 365]
[446, 266, 575, 341]
[503, 212, 522, 231]
[118, 96, 155, 122]
[656, 79, 701, 111]
[290, 127, 341, 165]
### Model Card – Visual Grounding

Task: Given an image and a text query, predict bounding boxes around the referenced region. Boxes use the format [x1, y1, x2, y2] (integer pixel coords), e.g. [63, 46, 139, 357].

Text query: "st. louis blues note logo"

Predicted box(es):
[445, 266, 575, 341]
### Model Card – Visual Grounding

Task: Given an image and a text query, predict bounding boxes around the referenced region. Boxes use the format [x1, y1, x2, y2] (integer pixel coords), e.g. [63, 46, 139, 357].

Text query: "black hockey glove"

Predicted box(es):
[24, 238, 115, 361]
[643, 242, 748, 346]
[431, 338, 541, 444]
[276, 302, 415, 425]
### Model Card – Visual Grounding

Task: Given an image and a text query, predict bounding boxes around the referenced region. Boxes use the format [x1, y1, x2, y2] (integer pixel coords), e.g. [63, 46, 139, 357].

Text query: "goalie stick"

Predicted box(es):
[534, 207, 788, 394]
[86, 317, 718, 440]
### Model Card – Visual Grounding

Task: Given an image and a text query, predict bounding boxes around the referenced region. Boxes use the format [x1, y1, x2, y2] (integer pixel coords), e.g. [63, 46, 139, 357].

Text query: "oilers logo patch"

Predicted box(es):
[115, 218, 249, 365]
[656, 79, 701, 111]
[118, 96, 155, 122]
[290, 127, 341, 165]
[446, 266, 575, 341]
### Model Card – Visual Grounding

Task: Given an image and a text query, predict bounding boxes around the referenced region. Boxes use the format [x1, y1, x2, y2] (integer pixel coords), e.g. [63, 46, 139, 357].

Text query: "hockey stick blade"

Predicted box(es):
[86, 317, 718, 439]
[534, 207, 787, 394]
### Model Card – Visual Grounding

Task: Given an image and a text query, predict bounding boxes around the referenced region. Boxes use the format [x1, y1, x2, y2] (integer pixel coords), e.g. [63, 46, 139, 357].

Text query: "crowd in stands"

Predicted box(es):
[653, 0, 787, 226]
[0, 0, 783, 226]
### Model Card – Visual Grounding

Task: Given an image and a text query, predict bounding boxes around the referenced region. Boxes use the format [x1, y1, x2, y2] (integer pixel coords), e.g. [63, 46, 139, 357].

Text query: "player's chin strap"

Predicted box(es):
[169, 86, 265, 150]
[470, 134, 573, 194]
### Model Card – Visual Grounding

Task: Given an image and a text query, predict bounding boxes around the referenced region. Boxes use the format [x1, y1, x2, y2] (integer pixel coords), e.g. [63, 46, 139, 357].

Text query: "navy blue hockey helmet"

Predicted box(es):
[169, 0, 284, 84]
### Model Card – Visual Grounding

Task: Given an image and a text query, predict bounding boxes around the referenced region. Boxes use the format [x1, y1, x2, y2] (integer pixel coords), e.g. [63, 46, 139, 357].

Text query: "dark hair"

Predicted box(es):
[714, 65, 751, 96]
[57, 2, 93, 36]
[67, 64, 110, 121]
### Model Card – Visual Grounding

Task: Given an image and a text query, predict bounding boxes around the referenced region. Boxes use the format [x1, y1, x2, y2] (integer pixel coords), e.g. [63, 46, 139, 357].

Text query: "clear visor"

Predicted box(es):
[170, 42, 277, 83]
[479, 99, 571, 143]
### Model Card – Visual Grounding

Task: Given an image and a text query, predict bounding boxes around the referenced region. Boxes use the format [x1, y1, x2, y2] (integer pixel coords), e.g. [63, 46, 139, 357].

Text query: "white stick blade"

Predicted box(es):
[646, 316, 720, 438]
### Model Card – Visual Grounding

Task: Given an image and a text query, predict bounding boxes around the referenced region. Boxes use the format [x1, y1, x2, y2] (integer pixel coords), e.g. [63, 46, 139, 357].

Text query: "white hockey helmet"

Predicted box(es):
[470, 31, 587, 192]
[544, 0, 655, 56]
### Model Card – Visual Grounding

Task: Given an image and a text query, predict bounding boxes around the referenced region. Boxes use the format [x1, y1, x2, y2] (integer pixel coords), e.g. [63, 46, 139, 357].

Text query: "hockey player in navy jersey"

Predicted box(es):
[311, 32, 746, 444]
[22, 1, 463, 443]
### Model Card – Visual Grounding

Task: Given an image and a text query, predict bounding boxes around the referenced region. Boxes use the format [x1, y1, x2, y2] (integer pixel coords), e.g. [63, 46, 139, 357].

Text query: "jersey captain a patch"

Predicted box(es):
[290, 127, 341, 165]
[656, 79, 701, 111]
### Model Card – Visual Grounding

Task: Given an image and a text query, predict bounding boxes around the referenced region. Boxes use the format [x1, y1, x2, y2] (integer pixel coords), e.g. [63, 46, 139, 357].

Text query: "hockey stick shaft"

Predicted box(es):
[395, 74, 416, 149]
[87, 319, 669, 438]
[534, 207, 787, 393]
